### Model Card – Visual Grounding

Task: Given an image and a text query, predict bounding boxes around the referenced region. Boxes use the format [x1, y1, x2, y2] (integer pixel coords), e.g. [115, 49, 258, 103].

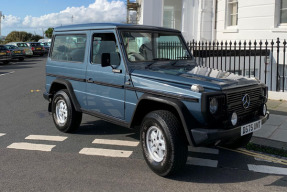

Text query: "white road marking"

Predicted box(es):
[25, 135, 67, 142]
[0, 71, 15, 77]
[186, 157, 218, 168]
[92, 139, 139, 147]
[254, 157, 273, 163]
[0, 133, 6, 137]
[79, 148, 133, 158]
[188, 147, 219, 155]
[7, 142, 56, 152]
[248, 164, 287, 176]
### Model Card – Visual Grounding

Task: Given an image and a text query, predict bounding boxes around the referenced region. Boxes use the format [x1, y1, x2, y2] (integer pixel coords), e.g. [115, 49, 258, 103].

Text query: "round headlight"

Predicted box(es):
[231, 112, 238, 126]
[209, 98, 218, 114]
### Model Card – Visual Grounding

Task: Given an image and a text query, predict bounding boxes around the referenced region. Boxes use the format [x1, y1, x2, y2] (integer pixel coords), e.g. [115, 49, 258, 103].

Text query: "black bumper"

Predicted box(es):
[190, 112, 269, 146]
[43, 92, 52, 101]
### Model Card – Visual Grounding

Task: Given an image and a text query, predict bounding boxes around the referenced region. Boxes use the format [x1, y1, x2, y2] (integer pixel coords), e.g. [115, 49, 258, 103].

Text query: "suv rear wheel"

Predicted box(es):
[141, 110, 187, 177]
[52, 89, 82, 133]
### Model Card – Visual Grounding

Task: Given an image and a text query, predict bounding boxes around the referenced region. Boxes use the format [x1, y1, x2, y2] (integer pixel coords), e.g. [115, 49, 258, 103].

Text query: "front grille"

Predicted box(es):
[225, 86, 262, 116]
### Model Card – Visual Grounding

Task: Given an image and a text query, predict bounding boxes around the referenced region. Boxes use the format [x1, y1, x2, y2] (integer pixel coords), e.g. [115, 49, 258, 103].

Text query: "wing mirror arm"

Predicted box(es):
[101, 53, 120, 70]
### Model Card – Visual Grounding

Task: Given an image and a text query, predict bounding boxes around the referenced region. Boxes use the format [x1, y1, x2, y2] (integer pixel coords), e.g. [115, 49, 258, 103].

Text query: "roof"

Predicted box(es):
[54, 23, 180, 33]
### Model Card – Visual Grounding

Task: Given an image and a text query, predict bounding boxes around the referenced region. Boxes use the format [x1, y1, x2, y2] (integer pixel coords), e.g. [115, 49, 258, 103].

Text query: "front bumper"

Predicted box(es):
[190, 112, 269, 146]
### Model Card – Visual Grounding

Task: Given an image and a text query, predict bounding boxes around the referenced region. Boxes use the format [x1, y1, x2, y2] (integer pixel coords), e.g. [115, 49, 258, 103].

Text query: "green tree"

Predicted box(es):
[4, 31, 43, 43]
[31, 34, 43, 42]
[45, 28, 54, 38]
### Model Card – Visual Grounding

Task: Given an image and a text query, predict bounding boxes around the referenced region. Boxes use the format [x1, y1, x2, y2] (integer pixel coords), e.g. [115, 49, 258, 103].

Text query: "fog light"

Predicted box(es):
[262, 104, 267, 116]
[231, 112, 238, 126]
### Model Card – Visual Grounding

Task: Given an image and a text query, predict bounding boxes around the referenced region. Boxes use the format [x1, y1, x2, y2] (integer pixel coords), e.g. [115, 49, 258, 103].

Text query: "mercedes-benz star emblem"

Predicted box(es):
[242, 94, 250, 109]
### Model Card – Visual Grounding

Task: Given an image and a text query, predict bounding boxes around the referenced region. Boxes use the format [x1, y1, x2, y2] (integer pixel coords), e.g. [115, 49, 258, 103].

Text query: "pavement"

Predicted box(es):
[252, 99, 287, 151]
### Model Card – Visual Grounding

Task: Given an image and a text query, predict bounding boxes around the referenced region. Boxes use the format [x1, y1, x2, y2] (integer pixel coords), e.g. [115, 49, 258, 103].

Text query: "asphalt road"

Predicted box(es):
[0, 57, 287, 192]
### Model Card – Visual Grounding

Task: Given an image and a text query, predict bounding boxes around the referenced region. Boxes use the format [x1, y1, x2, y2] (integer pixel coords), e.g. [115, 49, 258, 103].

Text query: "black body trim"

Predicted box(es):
[46, 73, 199, 102]
[48, 78, 82, 112]
[81, 109, 129, 128]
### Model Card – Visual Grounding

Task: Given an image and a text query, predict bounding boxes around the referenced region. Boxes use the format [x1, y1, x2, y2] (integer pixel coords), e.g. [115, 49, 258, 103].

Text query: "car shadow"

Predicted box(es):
[75, 120, 140, 141]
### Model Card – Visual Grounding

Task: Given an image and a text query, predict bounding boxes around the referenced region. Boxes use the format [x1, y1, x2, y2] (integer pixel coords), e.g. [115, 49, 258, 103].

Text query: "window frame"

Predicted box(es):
[90, 32, 120, 65]
[280, 0, 287, 24]
[226, 0, 238, 27]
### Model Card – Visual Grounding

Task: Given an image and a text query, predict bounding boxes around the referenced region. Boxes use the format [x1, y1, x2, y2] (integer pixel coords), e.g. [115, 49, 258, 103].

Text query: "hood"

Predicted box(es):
[130, 66, 260, 91]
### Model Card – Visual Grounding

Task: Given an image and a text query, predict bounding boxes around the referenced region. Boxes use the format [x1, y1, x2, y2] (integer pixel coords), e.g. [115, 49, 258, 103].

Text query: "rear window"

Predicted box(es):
[17, 43, 28, 47]
[50, 34, 87, 63]
[30, 43, 41, 47]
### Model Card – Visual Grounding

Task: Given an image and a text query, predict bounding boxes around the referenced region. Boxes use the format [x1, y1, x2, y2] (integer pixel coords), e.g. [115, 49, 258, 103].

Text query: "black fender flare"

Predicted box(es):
[131, 94, 196, 146]
[49, 78, 81, 112]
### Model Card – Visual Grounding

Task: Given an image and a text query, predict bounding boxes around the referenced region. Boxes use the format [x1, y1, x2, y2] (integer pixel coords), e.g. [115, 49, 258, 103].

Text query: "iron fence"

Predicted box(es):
[186, 38, 287, 92]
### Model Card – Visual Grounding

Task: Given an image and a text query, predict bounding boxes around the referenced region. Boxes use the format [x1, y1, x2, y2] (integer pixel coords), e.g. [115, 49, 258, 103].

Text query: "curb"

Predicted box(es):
[251, 136, 287, 151]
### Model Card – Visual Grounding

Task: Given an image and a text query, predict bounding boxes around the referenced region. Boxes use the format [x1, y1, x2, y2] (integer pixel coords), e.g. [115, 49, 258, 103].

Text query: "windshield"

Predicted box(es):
[121, 31, 192, 64]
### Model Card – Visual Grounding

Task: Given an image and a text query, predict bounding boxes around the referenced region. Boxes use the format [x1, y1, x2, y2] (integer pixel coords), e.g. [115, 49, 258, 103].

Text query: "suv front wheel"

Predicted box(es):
[52, 89, 82, 133]
[141, 110, 188, 177]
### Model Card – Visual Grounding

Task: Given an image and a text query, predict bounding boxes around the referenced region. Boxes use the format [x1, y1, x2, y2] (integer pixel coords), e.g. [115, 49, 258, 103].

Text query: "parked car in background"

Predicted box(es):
[26, 42, 45, 56]
[6, 42, 33, 57]
[40, 42, 51, 54]
[4, 45, 25, 61]
[0, 45, 12, 64]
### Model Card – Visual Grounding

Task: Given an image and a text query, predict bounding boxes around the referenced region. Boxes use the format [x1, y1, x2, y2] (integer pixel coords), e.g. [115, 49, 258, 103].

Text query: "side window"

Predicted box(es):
[91, 33, 120, 65]
[51, 34, 87, 62]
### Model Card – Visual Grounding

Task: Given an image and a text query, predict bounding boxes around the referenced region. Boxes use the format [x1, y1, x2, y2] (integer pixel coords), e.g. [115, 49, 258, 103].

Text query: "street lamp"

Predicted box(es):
[0, 11, 5, 37]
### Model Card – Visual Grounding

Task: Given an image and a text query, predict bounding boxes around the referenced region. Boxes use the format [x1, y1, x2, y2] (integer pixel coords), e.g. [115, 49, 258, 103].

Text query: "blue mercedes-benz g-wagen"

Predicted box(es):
[44, 23, 269, 176]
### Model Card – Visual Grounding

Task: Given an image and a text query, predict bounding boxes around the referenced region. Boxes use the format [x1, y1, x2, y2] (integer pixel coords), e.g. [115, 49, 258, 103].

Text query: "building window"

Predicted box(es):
[227, 0, 238, 26]
[280, 0, 287, 24]
[163, 0, 182, 31]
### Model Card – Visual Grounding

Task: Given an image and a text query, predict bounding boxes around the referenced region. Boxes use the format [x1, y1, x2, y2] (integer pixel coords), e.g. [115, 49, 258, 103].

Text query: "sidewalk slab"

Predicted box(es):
[253, 124, 277, 138]
[269, 129, 287, 143]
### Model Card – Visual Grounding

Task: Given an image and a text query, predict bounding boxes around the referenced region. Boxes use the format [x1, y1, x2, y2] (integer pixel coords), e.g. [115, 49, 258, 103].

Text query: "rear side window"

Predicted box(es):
[51, 34, 87, 63]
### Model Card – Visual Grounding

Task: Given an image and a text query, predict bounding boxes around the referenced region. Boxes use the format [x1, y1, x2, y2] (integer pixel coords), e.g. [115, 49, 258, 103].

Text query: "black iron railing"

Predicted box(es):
[176, 38, 286, 92]
[186, 38, 287, 92]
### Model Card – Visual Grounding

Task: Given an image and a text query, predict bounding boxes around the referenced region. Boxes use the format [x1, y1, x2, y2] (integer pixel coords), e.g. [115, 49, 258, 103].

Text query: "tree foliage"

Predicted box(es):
[45, 28, 54, 38]
[4, 31, 43, 44]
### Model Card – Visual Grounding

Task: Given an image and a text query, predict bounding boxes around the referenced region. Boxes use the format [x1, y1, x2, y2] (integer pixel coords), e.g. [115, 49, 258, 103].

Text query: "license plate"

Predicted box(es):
[241, 120, 262, 136]
[36, 48, 41, 50]
[0, 52, 6, 55]
[14, 51, 21, 53]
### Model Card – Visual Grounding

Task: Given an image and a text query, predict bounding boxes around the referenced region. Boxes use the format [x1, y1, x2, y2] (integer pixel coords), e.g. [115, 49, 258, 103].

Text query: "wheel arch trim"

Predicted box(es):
[49, 78, 82, 112]
[131, 94, 196, 146]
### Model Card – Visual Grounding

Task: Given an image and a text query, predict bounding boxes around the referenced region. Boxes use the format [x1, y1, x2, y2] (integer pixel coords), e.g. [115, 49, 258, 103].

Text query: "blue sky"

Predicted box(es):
[0, 0, 127, 36]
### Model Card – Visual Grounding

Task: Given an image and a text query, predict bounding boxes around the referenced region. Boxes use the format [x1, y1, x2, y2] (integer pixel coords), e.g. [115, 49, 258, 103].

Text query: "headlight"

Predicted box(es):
[209, 97, 218, 114]
[231, 112, 238, 126]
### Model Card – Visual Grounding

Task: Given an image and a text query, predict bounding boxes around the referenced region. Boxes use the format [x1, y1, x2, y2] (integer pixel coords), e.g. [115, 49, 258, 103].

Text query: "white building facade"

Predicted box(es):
[137, 0, 287, 42]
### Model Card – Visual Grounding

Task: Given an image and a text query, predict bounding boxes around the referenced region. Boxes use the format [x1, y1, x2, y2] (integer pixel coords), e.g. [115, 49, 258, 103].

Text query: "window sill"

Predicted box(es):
[272, 26, 287, 33]
[223, 28, 239, 33]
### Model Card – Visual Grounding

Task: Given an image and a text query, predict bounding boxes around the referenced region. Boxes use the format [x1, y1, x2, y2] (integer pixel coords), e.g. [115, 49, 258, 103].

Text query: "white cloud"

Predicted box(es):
[1, 0, 126, 36]
[2, 15, 21, 28]
[22, 0, 126, 28]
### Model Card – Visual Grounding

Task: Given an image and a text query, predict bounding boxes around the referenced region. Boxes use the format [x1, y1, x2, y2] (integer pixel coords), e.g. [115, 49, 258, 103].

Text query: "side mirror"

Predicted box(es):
[101, 52, 120, 68]
[101, 53, 111, 67]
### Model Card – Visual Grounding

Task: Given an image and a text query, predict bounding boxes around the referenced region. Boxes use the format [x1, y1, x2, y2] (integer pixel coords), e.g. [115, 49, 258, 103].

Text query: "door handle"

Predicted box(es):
[87, 78, 93, 83]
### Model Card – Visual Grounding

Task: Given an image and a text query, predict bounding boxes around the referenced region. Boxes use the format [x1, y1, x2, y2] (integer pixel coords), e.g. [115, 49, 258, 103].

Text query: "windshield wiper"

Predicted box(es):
[145, 58, 171, 69]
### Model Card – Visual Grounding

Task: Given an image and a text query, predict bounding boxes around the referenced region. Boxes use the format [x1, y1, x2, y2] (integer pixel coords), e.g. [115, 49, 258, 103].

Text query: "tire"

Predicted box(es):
[141, 110, 188, 177]
[3, 60, 9, 65]
[222, 133, 253, 149]
[52, 89, 82, 133]
[19, 57, 24, 61]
